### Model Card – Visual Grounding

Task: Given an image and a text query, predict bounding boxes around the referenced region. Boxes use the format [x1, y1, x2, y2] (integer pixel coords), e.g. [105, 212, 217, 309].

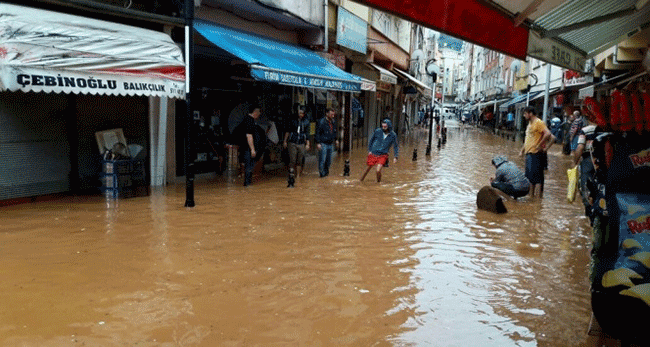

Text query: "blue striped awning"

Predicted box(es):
[194, 21, 363, 92]
[499, 91, 543, 110]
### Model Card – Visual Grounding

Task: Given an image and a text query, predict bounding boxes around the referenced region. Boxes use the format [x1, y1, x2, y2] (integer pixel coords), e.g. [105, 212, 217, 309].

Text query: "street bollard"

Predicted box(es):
[343, 159, 350, 176]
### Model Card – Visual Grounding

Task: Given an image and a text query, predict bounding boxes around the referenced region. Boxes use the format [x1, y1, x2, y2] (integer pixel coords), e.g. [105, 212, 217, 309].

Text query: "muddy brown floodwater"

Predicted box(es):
[0, 125, 594, 346]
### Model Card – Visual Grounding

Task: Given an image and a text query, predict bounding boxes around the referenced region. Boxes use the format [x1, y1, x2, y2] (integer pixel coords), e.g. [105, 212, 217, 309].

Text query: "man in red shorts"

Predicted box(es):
[360, 119, 399, 182]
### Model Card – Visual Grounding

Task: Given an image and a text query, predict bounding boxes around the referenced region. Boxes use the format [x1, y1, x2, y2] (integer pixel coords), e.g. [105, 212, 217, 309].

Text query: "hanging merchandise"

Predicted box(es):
[586, 87, 650, 342]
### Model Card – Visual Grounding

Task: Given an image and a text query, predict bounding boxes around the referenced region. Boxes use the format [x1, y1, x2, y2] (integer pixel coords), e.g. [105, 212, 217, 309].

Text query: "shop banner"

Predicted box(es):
[251, 68, 361, 92]
[0, 3, 186, 99]
[528, 31, 586, 72]
[361, 80, 377, 92]
[2, 66, 186, 99]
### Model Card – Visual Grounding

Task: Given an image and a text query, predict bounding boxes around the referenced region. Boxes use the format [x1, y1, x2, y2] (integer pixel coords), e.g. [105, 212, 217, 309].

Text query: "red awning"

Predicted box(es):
[355, 0, 529, 60]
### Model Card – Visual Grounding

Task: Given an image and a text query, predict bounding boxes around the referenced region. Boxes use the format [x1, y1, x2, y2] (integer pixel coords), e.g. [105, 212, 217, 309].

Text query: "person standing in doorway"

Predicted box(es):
[569, 110, 587, 157]
[360, 118, 399, 182]
[315, 108, 338, 177]
[238, 103, 265, 186]
[505, 109, 515, 130]
[561, 108, 576, 155]
[283, 105, 310, 177]
[519, 107, 552, 197]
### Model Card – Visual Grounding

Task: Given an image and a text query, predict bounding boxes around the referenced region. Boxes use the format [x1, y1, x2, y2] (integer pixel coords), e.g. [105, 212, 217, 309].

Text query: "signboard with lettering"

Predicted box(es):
[0, 3, 187, 99]
[337, 7, 368, 54]
[4, 67, 185, 99]
[563, 70, 594, 87]
[251, 68, 361, 92]
[528, 32, 586, 72]
[376, 80, 392, 92]
[514, 62, 529, 91]
[361, 80, 376, 91]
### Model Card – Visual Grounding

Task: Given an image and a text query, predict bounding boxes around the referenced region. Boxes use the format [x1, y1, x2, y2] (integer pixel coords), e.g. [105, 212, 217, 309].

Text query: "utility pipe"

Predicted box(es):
[542, 63, 551, 123]
[184, 0, 195, 207]
[324, 0, 329, 52]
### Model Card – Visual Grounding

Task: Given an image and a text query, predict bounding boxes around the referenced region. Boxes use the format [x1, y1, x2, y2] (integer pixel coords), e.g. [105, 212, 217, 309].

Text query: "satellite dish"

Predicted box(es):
[510, 60, 522, 73]
[412, 49, 425, 62]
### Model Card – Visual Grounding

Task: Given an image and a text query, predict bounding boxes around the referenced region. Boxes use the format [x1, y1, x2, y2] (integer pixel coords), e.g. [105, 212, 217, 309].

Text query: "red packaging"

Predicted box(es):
[584, 96, 608, 128]
[611, 90, 633, 131]
[630, 92, 644, 134]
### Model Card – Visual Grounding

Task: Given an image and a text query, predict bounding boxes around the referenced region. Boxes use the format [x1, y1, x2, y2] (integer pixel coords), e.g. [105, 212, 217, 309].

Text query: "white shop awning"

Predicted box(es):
[393, 68, 432, 92]
[367, 63, 398, 84]
[0, 4, 186, 99]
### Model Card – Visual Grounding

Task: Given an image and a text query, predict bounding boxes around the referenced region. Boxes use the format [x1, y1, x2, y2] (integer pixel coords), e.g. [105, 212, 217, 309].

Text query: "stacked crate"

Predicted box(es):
[100, 159, 147, 198]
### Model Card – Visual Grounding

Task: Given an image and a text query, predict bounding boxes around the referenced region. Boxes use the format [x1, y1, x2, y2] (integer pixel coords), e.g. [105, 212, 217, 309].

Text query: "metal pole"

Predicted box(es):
[426, 77, 435, 155]
[184, 0, 195, 207]
[323, 0, 328, 52]
[441, 67, 445, 121]
[526, 91, 530, 106]
[542, 63, 551, 123]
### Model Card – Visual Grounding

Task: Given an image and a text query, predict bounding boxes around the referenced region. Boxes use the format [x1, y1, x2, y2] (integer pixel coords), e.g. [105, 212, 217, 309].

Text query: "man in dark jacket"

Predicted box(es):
[237, 103, 265, 186]
[360, 119, 399, 182]
[283, 105, 310, 177]
[315, 108, 338, 177]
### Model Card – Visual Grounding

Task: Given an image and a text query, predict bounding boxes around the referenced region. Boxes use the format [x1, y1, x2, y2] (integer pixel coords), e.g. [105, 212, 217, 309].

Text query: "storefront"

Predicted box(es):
[392, 68, 432, 129]
[351, 63, 398, 138]
[189, 21, 367, 167]
[0, 3, 185, 201]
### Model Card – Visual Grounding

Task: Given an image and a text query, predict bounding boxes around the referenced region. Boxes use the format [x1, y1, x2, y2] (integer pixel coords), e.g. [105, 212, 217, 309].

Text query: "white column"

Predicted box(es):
[149, 97, 159, 186]
[156, 97, 168, 186]
[542, 63, 552, 123]
[149, 97, 168, 187]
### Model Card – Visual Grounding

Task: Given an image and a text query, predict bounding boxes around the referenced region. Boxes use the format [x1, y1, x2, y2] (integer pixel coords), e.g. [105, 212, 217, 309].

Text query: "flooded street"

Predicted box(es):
[0, 125, 594, 346]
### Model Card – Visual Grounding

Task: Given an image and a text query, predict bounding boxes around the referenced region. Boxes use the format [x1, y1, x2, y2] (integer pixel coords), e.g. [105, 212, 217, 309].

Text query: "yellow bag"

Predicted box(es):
[567, 166, 579, 203]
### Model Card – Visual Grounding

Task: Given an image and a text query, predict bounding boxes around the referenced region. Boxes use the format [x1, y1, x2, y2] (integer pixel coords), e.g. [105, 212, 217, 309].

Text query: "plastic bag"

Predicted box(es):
[567, 166, 579, 203]
[267, 121, 279, 144]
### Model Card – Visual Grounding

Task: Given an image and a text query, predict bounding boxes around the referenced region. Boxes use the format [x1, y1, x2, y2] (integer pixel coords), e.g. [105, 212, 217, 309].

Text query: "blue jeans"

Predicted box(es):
[318, 143, 333, 177]
[525, 152, 545, 185]
[242, 150, 258, 186]
[491, 181, 529, 199]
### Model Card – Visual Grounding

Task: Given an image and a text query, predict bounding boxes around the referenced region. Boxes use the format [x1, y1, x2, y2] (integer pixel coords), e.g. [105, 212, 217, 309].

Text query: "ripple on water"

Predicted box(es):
[388, 127, 592, 346]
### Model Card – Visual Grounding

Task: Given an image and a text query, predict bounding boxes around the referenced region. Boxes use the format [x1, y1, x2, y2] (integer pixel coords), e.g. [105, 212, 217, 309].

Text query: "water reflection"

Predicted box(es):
[391, 125, 592, 347]
[0, 125, 593, 346]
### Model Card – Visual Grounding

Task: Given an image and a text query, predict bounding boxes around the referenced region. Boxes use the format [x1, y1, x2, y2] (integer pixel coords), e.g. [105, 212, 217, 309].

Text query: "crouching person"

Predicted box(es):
[490, 155, 530, 199]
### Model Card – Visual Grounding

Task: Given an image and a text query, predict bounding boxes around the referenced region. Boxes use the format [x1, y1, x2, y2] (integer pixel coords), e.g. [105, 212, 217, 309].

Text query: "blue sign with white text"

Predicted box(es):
[336, 7, 368, 54]
[251, 69, 361, 92]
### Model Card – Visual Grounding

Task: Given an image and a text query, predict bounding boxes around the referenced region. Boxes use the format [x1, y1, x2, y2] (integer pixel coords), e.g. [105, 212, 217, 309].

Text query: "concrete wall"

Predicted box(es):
[530, 58, 564, 93]
[257, 0, 323, 27]
[341, 0, 369, 22]
[369, 10, 410, 53]
[197, 7, 300, 44]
